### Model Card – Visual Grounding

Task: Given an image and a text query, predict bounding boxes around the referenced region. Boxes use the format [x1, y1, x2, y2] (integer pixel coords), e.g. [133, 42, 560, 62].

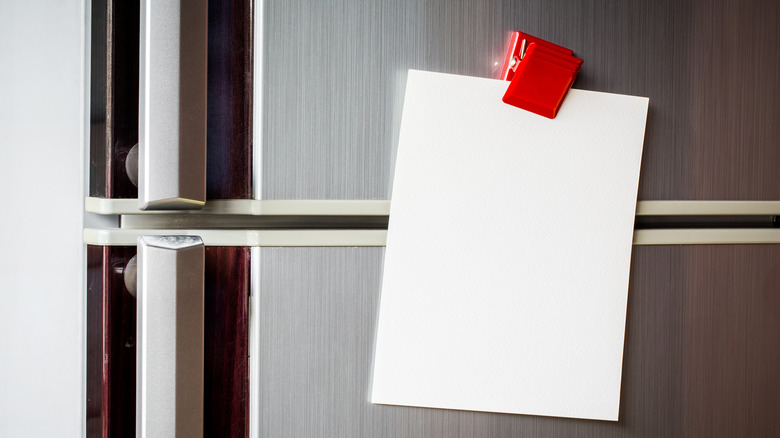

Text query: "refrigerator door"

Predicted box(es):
[88, 0, 779, 210]
[255, 245, 780, 437]
[84, 227, 780, 436]
[259, 0, 780, 201]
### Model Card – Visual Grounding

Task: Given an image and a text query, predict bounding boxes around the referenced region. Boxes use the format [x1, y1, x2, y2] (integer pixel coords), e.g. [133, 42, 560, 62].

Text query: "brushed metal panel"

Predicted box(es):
[682, 245, 780, 437]
[257, 246, 780, 437]
[688, 0, 780, 200]
[262, 0, 780, 201]
[262, 0, 506, 199]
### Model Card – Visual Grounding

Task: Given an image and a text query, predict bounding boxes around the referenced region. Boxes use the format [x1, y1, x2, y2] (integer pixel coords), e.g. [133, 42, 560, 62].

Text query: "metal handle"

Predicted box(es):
[137, 236, 204, 437]
[139, 0, 208, 210]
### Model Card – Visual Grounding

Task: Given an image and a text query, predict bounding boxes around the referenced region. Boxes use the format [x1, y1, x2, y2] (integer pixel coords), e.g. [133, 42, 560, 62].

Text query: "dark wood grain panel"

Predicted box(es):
[86, 246, 136, 438]
[204, 246, 251, 437]
[89, 0, 139, 198]
[207, 0, 254, 199]
[88, 0, 107, 197]
[85, 246, 103, 438]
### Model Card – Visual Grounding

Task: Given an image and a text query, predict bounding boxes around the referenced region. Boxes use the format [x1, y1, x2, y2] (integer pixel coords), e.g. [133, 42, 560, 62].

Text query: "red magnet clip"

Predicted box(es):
[499, 31, 583, 119]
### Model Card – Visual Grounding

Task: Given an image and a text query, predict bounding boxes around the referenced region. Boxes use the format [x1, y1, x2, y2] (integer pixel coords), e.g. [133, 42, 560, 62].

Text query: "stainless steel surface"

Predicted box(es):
[137, 236, 204, 437]
[139, 0, 207, 210]
[261, 0, 780, 201]
[257, 246, 780, 437]
[262, 0, 506, 199]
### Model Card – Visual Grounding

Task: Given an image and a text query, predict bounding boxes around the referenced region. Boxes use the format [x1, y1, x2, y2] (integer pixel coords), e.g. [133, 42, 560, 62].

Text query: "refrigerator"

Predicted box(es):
[83, 0, 780, 437]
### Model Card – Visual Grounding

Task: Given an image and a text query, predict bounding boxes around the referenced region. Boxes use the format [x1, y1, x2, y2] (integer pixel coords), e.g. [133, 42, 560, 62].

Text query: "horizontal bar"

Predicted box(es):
[85, 198, 391, 216]
[632, 229, 780, 245]
[84, 228, 780, 247]
[87, 198, 780, 217]
[84, 228, 388, 247]
[634, 200, 780, 216]
[121, 214, 388, 230]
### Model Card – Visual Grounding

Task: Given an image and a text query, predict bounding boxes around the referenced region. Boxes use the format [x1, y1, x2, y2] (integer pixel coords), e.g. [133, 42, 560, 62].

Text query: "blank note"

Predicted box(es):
[371, 70, 649, 421]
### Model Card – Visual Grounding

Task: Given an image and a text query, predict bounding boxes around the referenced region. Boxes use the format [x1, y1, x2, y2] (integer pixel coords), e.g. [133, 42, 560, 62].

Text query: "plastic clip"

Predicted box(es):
[499, 31, 583, 119]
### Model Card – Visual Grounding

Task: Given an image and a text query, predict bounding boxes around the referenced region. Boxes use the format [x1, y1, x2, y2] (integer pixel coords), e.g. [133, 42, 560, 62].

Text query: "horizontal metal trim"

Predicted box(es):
[634, 200, 780, 216]
[632, 229, 780, 245]
[85, 197, 391, 216]
[83, 228, 388, 246]
[84, 228, 780, 247]
[120, 214, 389, 230]
[87, 198, 780, 216]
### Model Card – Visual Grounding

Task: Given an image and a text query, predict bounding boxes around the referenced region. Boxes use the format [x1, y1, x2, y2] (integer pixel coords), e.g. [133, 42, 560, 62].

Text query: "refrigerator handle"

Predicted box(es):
[136, 235, 205, 437]
[139, 0, 208, 210]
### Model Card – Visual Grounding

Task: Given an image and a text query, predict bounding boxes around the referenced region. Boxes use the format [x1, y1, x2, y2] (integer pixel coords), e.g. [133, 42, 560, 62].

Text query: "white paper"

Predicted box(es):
[371, 70, 649, 421]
